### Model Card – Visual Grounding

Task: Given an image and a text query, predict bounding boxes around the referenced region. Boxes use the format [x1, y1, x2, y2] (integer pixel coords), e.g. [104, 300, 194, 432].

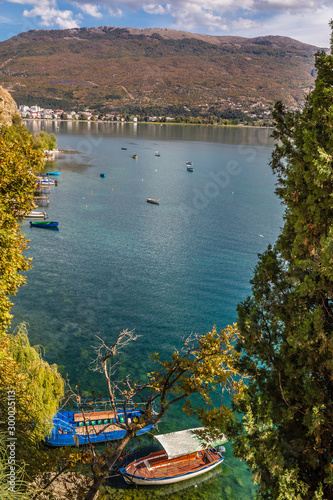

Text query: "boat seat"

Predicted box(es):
[73, 411, 115, 422]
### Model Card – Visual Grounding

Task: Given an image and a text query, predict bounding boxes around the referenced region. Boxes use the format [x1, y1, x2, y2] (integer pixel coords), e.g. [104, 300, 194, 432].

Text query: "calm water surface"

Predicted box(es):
[13, 121, 283, 498]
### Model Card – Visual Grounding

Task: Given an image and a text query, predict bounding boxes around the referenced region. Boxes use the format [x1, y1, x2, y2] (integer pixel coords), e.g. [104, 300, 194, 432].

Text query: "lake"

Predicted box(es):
[13, 120, 283, 498]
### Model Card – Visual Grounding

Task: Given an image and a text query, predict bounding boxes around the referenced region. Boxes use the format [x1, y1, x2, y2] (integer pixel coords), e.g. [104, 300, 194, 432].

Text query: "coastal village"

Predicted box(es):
[18, 101, 274, 125]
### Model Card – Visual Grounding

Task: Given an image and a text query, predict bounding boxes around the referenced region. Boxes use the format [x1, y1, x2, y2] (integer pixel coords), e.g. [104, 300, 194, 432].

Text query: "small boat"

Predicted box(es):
[25, 211, 48, 219]
[187, 165, 194, 172]
[132, 154, 138, 159]
[29, 221, 59, 229]
[155, 151, 160, 156]
[100, 173, 106, 178]
[147, 198, 160, 205]
[120, 427, 226, 486]
[45, 172, 60, 176]
[39, 178, 57, 185]
[121, 147, 128, 150]
[45, 406, 154, 447]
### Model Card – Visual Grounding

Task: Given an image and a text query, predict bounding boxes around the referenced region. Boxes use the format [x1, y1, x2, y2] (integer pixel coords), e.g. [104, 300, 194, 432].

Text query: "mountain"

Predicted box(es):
[0, 85, 18, 125]
[0, 26, 322, 116]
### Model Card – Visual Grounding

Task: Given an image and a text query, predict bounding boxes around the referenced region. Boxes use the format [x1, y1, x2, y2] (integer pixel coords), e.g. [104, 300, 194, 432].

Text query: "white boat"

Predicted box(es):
[120, 427, 226, 486]
[155, 151, 160, 156]
[24, 211, 48, 219]
[36, 177, 57, 186]
[147, 198, 160, 205]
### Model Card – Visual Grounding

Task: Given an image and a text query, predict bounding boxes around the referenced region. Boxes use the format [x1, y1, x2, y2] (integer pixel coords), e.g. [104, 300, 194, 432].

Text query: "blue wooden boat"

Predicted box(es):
[29, 221, 59, 228]
[100, 173, 106, 178]
[45, 171, 60, 176]
[45, 408, 154, 446]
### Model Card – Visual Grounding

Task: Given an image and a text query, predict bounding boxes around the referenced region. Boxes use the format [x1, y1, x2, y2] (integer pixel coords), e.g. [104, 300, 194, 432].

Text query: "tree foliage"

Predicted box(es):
[0, 123, 46, 334]
[31, 131, 57, 151]
[228, 24, 333, 499]
[0, 324, 64, 494]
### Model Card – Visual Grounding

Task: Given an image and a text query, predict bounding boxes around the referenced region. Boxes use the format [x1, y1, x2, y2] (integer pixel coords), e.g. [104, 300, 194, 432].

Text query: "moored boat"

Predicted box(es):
[186, 161, 194, 172]
[25, 211, 48, 219]
[120, 427, 226, 485]
[29, 221, 59, 229]
[45, 171, 60, 176]
[100, 173, 106, 178]
[155, 151, 160, 156]
[147, 198, 160, 205]
[45, 407, 154, 447]
[132, 153, 138, 159]
[39, 179, 57, 185]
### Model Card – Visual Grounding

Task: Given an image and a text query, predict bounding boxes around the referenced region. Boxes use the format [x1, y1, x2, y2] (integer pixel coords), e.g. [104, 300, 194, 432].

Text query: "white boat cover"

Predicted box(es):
[154, 427, 227, 460]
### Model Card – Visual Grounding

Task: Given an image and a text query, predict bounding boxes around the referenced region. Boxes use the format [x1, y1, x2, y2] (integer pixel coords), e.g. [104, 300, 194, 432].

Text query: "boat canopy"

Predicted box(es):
[154, 427, 227, 460]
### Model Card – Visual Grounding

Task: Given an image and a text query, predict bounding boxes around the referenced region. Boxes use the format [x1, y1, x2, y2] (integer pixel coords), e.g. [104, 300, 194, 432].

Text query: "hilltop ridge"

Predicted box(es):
[0, 26, 322, 118]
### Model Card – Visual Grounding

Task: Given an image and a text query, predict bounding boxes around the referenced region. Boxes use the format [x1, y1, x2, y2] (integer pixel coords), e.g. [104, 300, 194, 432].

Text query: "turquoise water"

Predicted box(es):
[13, 121, 283, 498]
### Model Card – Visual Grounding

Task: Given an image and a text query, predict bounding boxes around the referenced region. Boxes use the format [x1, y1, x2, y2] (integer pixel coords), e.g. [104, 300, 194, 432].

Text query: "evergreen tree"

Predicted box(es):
[228, 24, 333, 499]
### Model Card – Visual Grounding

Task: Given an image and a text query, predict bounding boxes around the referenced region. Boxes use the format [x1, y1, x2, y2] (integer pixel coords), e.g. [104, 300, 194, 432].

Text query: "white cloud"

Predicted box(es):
[253, 6, 332, 46]
[143, 4, 167, 14]
[74, 2, 103, 17]
[23, 6, 80, 29]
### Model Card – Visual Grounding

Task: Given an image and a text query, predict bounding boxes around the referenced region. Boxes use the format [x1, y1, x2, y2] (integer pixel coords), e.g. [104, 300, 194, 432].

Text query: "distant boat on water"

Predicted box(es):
[155, 151, 160, 156]
[25, 211, 48, 219]
[132, 153, 138, 159]
[29, 221, 58, 229]
[100, 173, 106, 178]
[147, 198, 160, 205]
[121, 147, 128, 150]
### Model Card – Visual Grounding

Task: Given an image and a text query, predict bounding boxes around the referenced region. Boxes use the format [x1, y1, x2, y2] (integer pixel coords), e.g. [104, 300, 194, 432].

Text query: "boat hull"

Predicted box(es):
[45, 423, 154, 447]
[121, 455, 224, 485]
[29, 221, 58, 228]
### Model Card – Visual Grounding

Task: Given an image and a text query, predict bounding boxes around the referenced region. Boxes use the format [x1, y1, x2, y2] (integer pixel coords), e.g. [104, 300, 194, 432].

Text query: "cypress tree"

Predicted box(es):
[229, 23, 333, 499]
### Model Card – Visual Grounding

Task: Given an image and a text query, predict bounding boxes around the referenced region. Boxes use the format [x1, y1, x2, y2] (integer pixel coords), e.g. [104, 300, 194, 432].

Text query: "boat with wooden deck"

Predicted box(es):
[29, 221, 58, 229]
[45, 405, 154, 447]
[120, 427, 226, 485]
[147, 198, 160, 205]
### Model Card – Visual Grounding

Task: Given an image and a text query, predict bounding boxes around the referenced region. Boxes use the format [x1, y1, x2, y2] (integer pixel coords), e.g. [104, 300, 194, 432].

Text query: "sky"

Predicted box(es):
[0, 0, 332, 48]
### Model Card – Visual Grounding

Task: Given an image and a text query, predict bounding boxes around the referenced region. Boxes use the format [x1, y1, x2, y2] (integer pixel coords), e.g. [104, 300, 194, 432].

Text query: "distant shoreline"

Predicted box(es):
[23, 118, 273, 129]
